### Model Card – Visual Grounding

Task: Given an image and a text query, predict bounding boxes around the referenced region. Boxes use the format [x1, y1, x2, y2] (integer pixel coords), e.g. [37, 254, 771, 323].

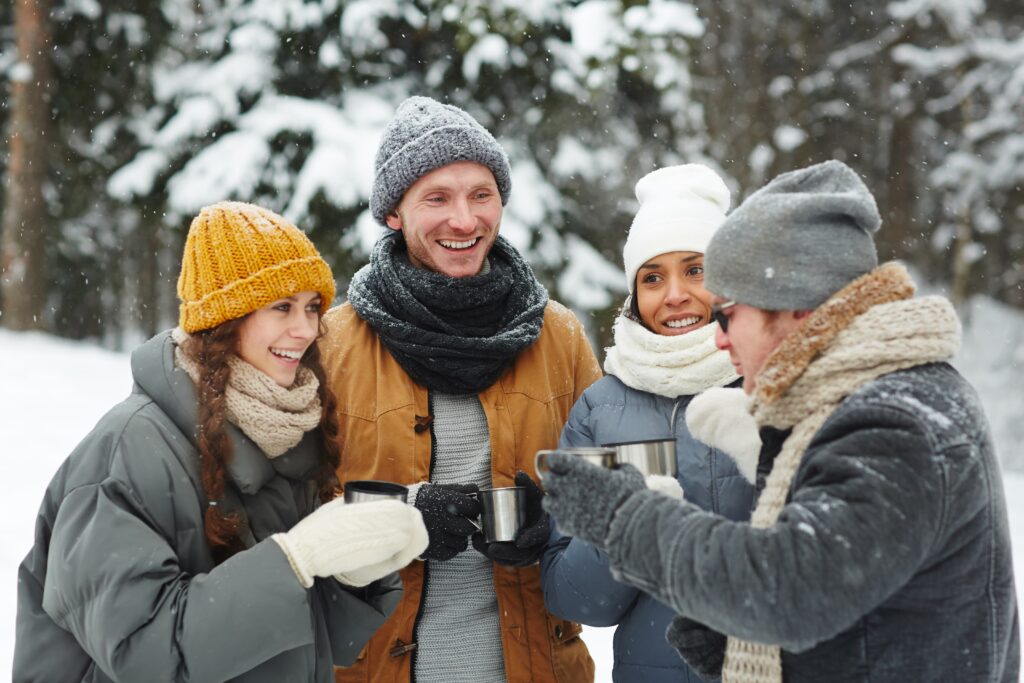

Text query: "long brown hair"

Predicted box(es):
[181, 317, 342, 563]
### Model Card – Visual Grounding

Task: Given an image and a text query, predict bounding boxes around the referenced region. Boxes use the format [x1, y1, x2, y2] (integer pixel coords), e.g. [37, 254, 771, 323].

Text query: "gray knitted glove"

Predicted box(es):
[540, 452, 645, 550]
[666, 615, 727, 681]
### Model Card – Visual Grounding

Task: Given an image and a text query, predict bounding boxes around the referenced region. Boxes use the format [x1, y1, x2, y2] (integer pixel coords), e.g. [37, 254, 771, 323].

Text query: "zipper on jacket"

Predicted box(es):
[409, 391, 436, 683]
[669, 398, 682, 438]
[311, 591, 322, 680]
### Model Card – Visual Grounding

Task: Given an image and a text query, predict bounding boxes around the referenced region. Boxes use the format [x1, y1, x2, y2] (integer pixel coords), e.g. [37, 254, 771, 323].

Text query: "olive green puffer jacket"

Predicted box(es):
[15, 331, 401, 682]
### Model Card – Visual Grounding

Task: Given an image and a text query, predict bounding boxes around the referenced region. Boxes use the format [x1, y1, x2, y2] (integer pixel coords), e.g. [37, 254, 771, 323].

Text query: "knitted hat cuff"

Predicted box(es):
[179, 255, 335, 333]
[704, 160, 880, 310]
[370, 102, 512, 225]
[624, 201, 725, 291]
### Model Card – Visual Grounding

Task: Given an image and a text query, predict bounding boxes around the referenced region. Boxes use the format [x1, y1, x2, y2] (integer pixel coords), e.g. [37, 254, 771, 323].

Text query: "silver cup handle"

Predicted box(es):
[535, 450, 553, 476]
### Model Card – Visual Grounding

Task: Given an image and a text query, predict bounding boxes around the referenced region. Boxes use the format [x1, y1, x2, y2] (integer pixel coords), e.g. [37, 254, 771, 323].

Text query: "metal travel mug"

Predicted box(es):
[343, 480, 409, 504]
[605, 439, 677, 477]
[476, 486, 526, 543]
[535, 447, 617, 476]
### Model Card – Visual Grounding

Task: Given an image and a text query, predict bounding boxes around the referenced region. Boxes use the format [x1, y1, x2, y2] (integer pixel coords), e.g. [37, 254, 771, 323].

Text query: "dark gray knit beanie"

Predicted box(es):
[704, 160, 880, 311]
[370, 96, 512, 225]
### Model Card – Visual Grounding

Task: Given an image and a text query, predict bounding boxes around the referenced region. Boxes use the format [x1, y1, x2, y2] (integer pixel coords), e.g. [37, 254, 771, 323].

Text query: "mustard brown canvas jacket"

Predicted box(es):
[322, 300, 601, 683]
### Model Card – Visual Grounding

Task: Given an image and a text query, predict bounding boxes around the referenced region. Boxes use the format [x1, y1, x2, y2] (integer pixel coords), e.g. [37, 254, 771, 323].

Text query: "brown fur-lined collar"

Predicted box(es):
[754, 262, 915, 405]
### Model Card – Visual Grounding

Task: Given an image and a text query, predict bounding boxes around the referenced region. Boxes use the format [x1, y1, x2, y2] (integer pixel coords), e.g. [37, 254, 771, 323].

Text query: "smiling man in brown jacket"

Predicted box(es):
[320, 96, 599, 683]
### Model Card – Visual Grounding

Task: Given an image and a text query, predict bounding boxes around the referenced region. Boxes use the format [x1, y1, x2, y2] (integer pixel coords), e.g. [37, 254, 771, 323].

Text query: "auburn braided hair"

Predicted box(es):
[181, 317, 342, 564]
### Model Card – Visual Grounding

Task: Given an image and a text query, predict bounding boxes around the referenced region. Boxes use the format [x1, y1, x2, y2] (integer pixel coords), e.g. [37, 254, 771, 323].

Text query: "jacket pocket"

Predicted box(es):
[552, 618, 582, 644]
[549, 618, 595, 683]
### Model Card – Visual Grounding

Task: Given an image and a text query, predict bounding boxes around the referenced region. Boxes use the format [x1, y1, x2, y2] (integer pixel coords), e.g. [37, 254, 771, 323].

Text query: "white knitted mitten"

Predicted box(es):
[273, 498, 428, 588]
[645, 474, 685, 500]
[686, 387, 761, 484]
[333, 506, 428, 587]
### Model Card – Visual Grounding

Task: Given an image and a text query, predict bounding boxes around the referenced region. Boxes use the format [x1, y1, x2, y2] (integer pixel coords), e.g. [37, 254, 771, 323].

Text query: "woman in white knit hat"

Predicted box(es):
[540, 165, 756, 682]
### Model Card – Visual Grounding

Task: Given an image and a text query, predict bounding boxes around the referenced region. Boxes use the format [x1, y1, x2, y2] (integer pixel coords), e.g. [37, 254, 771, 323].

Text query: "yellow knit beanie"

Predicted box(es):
[177, 201, 336, 333]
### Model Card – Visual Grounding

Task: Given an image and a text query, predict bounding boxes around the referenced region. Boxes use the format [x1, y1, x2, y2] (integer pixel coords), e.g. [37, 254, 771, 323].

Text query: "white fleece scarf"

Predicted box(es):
[172, 328, 322, 458]
[720, 263, 961, 683]
[603, 314, 738, 398]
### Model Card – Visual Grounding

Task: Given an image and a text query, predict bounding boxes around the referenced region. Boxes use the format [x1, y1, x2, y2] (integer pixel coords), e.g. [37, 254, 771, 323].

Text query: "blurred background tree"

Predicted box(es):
[1, 0, 52, 331]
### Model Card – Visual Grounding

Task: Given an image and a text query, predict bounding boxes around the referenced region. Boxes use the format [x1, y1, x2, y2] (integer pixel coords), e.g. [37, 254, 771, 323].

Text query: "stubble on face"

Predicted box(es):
[737, 309, 807, 394]
[385, 161, 503, 279]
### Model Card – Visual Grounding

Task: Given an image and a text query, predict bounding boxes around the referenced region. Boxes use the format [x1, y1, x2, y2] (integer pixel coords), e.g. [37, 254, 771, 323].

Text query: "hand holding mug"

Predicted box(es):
[540, 452, 645, 550]
[413, 483, 481, 561]
[473, 472, 549, 567]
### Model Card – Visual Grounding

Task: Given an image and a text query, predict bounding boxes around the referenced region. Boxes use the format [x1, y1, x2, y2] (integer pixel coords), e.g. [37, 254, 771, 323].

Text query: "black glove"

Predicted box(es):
[665, 615, 727, 681]
[540, 452, 645, 550]
[413, 483, 481, 561]
[473, 471, 551, 567]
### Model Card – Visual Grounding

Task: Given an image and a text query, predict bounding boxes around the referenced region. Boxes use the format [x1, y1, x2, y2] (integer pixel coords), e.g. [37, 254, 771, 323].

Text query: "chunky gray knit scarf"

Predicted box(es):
[348, 232, 548, 394]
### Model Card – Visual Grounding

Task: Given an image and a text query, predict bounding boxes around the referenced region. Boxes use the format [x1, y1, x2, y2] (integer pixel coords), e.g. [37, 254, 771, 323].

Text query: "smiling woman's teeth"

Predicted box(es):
[271, 348, 302, 360]
[438, 238, 477, 250]
[665, 316, 700, 328]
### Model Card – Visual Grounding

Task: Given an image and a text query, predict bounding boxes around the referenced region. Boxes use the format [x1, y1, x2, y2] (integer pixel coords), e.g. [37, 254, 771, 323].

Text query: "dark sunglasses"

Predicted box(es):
[710, 300, 737, 331]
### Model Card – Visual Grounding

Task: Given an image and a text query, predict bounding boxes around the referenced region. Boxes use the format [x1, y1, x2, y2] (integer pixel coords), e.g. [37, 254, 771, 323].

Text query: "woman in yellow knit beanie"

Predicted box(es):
[15, 202, 428, 682]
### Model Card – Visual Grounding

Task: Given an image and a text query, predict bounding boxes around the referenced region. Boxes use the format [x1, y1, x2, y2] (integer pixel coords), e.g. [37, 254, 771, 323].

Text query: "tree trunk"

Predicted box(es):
[1, 0, 52, 330]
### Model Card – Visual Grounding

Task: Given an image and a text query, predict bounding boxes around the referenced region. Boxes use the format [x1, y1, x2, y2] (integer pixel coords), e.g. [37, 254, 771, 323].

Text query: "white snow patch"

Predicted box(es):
[569, 0, 623, 61]
[107, 149, 169, 200]
[774, 125, 808, 152]
[463, 35, 511, 82]
[167, 131, 270, 214]
[557, 234, 628, 310]
[550, 137, 624, 182]
[341, 0, 405, 54]
[154, 97, 222, 148]
[623, 1, 702, 39]
[8, 62, 33, 83]
[887, 0, 984, 35]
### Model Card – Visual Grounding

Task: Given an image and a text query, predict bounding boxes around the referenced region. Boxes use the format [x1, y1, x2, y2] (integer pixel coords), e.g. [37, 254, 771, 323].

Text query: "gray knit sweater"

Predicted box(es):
[412, 392, 506, 683]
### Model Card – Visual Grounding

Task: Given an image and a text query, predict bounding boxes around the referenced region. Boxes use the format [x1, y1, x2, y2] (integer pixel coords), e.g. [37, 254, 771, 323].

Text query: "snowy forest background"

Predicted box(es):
[1, 2, 1024, 677]
[0, 0, 1022, 458]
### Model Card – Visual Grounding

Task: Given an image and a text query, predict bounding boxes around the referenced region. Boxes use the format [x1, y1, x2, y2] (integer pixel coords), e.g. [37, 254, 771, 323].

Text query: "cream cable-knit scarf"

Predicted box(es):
[720, 263, 961, 683]
[171, 328, 322, 458]
[604, 315, 738, 398]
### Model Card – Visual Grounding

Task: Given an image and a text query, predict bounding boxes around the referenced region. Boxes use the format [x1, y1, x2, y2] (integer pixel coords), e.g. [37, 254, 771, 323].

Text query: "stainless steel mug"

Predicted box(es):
[605, 439, 677, 477]
[476, 486, 526, 543]
[535, 447, 617, 476]
[343, 480, 409, 504]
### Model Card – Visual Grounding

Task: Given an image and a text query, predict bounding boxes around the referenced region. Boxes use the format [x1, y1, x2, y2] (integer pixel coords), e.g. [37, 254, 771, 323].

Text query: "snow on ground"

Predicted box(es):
[0, 327, 1020, 680]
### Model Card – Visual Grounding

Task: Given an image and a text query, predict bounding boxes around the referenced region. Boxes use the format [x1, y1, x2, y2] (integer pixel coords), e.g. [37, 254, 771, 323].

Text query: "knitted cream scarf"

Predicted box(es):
[719, 262, 961, 683]
[171, 328, 322, 458]
[604, 314, 738, 398]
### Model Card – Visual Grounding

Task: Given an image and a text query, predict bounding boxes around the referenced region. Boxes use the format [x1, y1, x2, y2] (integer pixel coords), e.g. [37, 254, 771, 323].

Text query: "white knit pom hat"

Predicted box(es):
[622, 164, 731, 292]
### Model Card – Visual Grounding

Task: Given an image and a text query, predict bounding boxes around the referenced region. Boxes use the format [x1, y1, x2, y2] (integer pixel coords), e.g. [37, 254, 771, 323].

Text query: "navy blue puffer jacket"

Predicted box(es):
[540, 374, 754, 682]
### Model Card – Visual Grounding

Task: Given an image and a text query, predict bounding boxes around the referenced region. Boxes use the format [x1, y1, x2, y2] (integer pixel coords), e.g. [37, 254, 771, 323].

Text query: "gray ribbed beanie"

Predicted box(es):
[370, 96, 512, 225]
[704, 160, 880, 311]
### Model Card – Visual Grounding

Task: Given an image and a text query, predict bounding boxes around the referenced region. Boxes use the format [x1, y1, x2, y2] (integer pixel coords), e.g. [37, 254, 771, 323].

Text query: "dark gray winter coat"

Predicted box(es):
[540, 375, 754, 682]
[605, 363, 1019, 682]
[14, 331, 401, 683]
